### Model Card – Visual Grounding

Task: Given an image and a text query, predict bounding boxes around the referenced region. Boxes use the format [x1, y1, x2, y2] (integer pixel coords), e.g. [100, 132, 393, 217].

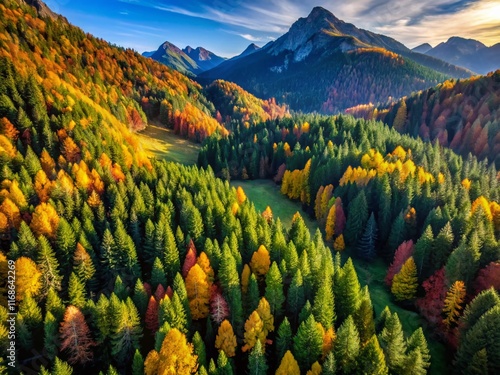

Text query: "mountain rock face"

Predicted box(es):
[412, 43, 432, 54]
[22, 0, 58, 19]
[425, 37, 500, 74]
[199, 7, 471, 113]
[236, 43, 261, 59]
[145, 41, 225, 76]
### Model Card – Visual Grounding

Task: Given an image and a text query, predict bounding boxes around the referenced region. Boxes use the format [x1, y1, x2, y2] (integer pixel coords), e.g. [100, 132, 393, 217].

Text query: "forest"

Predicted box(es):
[0, 0, 499, 374]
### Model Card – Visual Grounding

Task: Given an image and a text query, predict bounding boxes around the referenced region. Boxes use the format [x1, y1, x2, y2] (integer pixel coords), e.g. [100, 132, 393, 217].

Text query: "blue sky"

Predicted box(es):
[48, 0, 500, 57]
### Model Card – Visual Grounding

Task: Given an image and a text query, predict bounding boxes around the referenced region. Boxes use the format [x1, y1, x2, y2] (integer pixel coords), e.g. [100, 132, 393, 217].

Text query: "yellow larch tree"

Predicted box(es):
[241, 264, 251, 294]
[236, 186, 247, 204]
[276, 350, 300, 375]
[242, 310, 265, 352]
[262, 206, 273, 224]
[333, 235, 345, 252]
[442, 280, 466, 328]
[471, 196, 493, 221]
[196, 252, 214, 284]
[30, 202, 60, 239]
[144, 328, 198, 375]
[250, 245, 271, 278]
[215, 320, 237, 358]
[15, 257, 42, 301]
[325, 204, 336, 241]
[306, 361, 322, 375]
[185, 264, 210, 320]
[256, 298, 274, 337]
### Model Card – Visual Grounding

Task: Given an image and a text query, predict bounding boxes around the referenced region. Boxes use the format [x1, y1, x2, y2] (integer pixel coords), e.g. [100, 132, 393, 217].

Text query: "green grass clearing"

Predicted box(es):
[137, 124, 200, 165]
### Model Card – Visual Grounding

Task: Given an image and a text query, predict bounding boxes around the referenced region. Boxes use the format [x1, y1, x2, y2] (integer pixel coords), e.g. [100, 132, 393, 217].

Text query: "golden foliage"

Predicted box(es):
[30, 202, 60, 239]
[250, 245, 271, 277]
[236, 186, 247, 204]
[185, 264, 210, 320]
[276, 351, 301, 375]
[471, 196, 493, 221]
[15, 257, 41, 301]
[442, 280, 466, 328]
[242, 311, 265, 352]
[215, 320, 237, 357]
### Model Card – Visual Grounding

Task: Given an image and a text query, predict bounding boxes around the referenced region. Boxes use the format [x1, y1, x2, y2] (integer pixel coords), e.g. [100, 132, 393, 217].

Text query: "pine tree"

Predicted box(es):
[344, 191, 368, 247]
[323, 351, 337, 375]
[133, 279, 149, 317]
[112, 298, 143, 364]
[132, 349, 144, 375]
[354, 286, 375, 345]
[68, 272, 86, 309]
[276, 317, 292, 362]
[356, 212, 378, 261]
[44, 311, 59, 361]
[378, 312, 406, 373]
[460, 288, 500, 338]
[445, 239, 480, 286]
[356, 335, 388, 375]
[387, 213, 406, 260]
[193, 331, 207, 369]
[248, 340, 268, 375]
[334, 315, 360, 374]
[151, 258, 167, 289]
[293, 315, 323, 371]
[217, 350, 233, 375]
[36, 236, 62, 296]
[406, 328, 430, 371]
[431, 222, 454, 271]
[312, 274, 335, 329]
[413, 226, 434, 281]
[336, 258, 361, 321]
[391, 257, 418, 301]
[465, 349, 488, 375]
[265, 262, 285, 318]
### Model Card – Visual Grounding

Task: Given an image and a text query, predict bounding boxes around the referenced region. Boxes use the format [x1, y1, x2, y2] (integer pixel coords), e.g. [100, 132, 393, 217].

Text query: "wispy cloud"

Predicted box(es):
[221, 30, 265, 42]
[117, 0, 500, 48]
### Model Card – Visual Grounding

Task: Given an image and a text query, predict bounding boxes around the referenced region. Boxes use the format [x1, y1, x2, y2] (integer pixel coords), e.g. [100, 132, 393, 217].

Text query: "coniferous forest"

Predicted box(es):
[1, 0, 500, 375]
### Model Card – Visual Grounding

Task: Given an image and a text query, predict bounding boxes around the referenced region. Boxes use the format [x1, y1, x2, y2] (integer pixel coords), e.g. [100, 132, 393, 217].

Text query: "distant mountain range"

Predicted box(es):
[142, 42, 226, 76]
[197, 7, 472, 113]
[412, 37, 500, 75]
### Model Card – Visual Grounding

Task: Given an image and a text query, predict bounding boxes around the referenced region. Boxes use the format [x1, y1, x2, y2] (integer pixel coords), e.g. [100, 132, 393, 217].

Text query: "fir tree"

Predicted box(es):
[345, 191, 368, 247]
[248, 340, 268, 375]
[356, 335, 388, 375]
[292, 315, 323, 371]
[356, 212, 378, 261]
[335, 315, 360, 374]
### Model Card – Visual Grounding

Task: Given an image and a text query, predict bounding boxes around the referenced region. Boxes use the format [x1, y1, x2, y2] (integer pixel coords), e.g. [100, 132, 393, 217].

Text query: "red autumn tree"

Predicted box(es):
[417, 268, 448, 326]
[154, 284, 166, 302]
[210, 285, 229, 325]
[182, 245, 197, 278]
[145, 296, 159, 333]
[59, 305, 95, 364]
[334, 198, 346, 235]
[385, 240, 414, 286]
[474, 262, 500, 295]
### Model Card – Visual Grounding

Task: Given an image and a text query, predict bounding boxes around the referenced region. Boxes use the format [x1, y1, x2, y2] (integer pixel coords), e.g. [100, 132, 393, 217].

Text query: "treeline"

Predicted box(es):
[346, 71, 500, 167]
[199, 113, 500, 373]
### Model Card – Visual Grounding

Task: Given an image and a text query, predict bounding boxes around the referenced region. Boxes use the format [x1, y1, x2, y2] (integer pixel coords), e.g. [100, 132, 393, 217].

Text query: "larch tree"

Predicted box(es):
[276, 350, 300, 375]
[59, 306, 95, 365]
[215, 319, 237, 358]
[15, 256, 42, 301]
[185, 264, 211, 320]
[391, 257, 418, 301]
[242, 310, 264, 352]
[250, 245, 271, 278]
[442, 280, 466, 329]
[144, 328, 198, 375]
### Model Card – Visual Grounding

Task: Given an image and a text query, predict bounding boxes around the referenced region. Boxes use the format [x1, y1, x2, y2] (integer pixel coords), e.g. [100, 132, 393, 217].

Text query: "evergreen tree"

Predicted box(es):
[132, 279, 149, 317]
[312, 274, 335, 329]
[292, 315, 323, 371]
[336, 258, 361, 321]
[334, 315, 360, 374]
[275, 317, 292, 363]
[378, 313, 407, 373]
[345, 191, 368, 247]
[465, 349, 488, 375]
[387, 213, 406, 260]
[131, 349, 144, 375]
[265, 262, 285, 319]
[406, 328, 430, 371]
[151, 258, 167, 289]
[247, 340, 268, 375]
[391, 257, 418, 302]
[44, 311, 59, 361]
[68, 272, 86, 309]
[356, 335, 388, 375]
[354, 286, 375, 345]
[356, 212, 378, 261]
[413, 226, 434, 281]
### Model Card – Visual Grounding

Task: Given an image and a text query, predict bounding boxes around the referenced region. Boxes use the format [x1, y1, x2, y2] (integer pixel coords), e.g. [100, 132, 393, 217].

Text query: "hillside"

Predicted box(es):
[199, 7, 472, 113]
[0, 1, 430, 375]
[346, 71, 500, 167]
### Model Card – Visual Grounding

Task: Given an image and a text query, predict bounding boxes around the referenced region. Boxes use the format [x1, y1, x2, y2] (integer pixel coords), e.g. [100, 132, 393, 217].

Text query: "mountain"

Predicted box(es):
[22, 0, 58, 19]
[346, 70, 500, 166]
[183, 45, 226, 71]
[234, 43, 261, 59]
[425, 37, 500, 74]
[199, 6, 472, 113]
[412, 43, 432, 54]
[145, 41, 225, 76]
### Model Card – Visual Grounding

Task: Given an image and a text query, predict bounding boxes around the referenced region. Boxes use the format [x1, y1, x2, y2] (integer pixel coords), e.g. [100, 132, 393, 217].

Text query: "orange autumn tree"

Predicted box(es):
[236, 186, 247, 204]
[185, 264, 210, 320]
[333, 235, 345, 252]
[250, 245, 271, 277]
[15, 257, 42, 301]
[442, 280, 466, 328]
[256, 297, 274, 338]
[196, 252, 214, 283]
[215, 319, 237, 357]
[262, 206, 273, 224]
[0, 198, 21, 230]
[59, 306, 95, 364]
[144, 328, 198, 375]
